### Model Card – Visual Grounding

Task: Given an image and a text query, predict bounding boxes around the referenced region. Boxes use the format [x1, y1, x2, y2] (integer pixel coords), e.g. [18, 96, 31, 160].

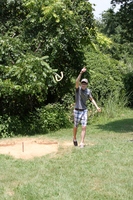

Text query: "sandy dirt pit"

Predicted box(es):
[0, 137, 72, 160]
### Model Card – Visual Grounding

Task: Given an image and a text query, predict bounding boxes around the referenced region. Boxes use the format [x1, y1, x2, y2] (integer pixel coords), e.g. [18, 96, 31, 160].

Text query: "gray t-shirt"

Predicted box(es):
[75, 86, 92, 110]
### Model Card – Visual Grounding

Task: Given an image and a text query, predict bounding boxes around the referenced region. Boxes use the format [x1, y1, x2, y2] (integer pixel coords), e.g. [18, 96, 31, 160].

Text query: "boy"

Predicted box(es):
[73, 67, 101, 148]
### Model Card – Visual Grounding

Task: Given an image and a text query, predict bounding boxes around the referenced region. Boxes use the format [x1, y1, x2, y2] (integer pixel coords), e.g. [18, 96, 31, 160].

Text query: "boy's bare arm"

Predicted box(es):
[90, 97, 101, 112]
[75, 67, 86, 88]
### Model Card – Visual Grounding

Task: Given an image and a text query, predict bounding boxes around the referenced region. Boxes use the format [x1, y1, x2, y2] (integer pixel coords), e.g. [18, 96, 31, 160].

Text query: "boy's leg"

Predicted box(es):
[80, 126, 86, 144]
[80, 110, 88, 147]
[73, 127, 78, 146]
[73, 127, 78, 140]
[73, 109, 80, 146]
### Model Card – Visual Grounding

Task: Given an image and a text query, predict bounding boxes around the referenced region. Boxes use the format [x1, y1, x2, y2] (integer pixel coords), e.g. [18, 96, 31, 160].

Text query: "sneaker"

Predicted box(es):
[73, 140, 78, 146]
[79, 143, 85, 148]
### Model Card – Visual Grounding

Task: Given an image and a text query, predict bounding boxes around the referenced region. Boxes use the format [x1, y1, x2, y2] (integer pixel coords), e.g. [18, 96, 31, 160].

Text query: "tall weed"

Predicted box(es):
[87, 92, 129, 125]
[101, 92, 128, 119]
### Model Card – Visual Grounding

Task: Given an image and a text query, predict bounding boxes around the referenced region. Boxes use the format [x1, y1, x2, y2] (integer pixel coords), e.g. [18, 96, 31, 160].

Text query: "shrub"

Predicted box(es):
[0, 115, 15, 138]
[0, 102, 73, 138]
[84, 50, 125, 104]
[35, 103, 72, 133]
[123, 71, 133, 107]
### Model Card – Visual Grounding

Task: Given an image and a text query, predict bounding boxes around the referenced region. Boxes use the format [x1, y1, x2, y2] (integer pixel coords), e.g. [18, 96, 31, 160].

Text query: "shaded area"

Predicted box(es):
[96, 118, 133, 133]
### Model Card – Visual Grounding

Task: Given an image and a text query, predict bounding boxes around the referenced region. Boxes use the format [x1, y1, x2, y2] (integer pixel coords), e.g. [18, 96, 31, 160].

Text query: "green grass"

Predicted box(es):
[0, 108, 133, 200]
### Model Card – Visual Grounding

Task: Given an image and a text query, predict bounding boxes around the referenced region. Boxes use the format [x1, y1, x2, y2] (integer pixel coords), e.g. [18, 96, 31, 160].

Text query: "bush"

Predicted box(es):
[35, 103, 72, 133]
[84, 50, 125, 104]
[123, 71, 133, 107]
[0, 115, 21, 138]
[0, 103, 72, 138]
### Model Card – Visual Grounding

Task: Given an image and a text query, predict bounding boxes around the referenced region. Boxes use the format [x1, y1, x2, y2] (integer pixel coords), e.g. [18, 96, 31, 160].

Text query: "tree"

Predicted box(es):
[96, 7, 133, 61]
[23, 0, 96, 67]
[0, 0, 57, 115]
[22, 0, 96, 102]
[111, 0, 133, 42]
[0, 0, 96, 115]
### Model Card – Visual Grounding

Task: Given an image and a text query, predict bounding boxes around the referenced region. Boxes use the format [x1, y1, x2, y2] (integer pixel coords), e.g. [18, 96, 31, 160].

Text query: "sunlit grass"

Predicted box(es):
[0, 108, 133, 200]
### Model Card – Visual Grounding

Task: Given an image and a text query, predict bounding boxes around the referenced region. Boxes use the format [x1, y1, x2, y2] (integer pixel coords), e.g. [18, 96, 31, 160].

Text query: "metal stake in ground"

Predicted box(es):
[22, 142, 24, 152]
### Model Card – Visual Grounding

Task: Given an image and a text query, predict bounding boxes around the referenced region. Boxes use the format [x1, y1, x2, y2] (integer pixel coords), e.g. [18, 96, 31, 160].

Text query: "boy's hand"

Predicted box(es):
[81, 67, 86, 73]
[97, 107, 101, 112]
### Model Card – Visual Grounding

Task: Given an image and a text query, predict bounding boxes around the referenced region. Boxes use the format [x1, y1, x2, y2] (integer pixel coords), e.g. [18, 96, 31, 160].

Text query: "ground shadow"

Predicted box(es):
[96, 118, 133, 133]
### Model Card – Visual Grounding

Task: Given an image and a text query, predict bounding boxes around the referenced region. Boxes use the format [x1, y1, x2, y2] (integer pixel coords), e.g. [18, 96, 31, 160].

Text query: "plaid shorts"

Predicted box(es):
[73, 109, 88, 127]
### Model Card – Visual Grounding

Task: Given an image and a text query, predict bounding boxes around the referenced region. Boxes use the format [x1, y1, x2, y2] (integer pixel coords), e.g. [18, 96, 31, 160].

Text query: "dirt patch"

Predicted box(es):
[0, 137, 65, 160]
[0, 138, 96, 160]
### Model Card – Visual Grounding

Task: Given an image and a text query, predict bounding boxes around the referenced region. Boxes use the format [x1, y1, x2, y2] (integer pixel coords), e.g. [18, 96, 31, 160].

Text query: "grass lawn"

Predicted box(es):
[0, 108, 133, 200]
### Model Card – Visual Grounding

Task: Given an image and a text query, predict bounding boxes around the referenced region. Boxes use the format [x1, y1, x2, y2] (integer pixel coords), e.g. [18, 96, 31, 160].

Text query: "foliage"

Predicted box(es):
[0, 0, 58, 115]
[22, 0, 96, 102]
[97, 7, 133, 59]
[0, 115, 13, 138]
[35, 103, 72, 133]
[97, 9, 119, 38]
[111, 0, 133, 42]
[123, 71, 133, 107]
[93, 31, 113, 54]
[0, 0, 96, 116]
[95, 5, 133, 108]
[0, 54, 57, 115]
[101, 92, 128, 119]
[96, 32, 112, 48]
[0, 103, 72, 137]
[84, 50, 125, 104]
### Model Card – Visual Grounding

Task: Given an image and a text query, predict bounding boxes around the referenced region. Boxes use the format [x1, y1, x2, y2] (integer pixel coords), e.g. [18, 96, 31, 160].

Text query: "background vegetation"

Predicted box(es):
[0, 0, 133, 137]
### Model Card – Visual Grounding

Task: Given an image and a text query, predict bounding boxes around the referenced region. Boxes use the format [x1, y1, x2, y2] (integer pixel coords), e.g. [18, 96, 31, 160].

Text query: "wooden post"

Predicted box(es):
[22, 142, 24, 152]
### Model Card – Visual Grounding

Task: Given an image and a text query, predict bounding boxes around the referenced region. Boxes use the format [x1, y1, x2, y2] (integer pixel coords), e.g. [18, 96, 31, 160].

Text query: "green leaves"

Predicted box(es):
[23, 0, 96, 64]
[85, 50, 125, 104]
[0, 0, 96, 115]
[1, 54, 56, 95]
